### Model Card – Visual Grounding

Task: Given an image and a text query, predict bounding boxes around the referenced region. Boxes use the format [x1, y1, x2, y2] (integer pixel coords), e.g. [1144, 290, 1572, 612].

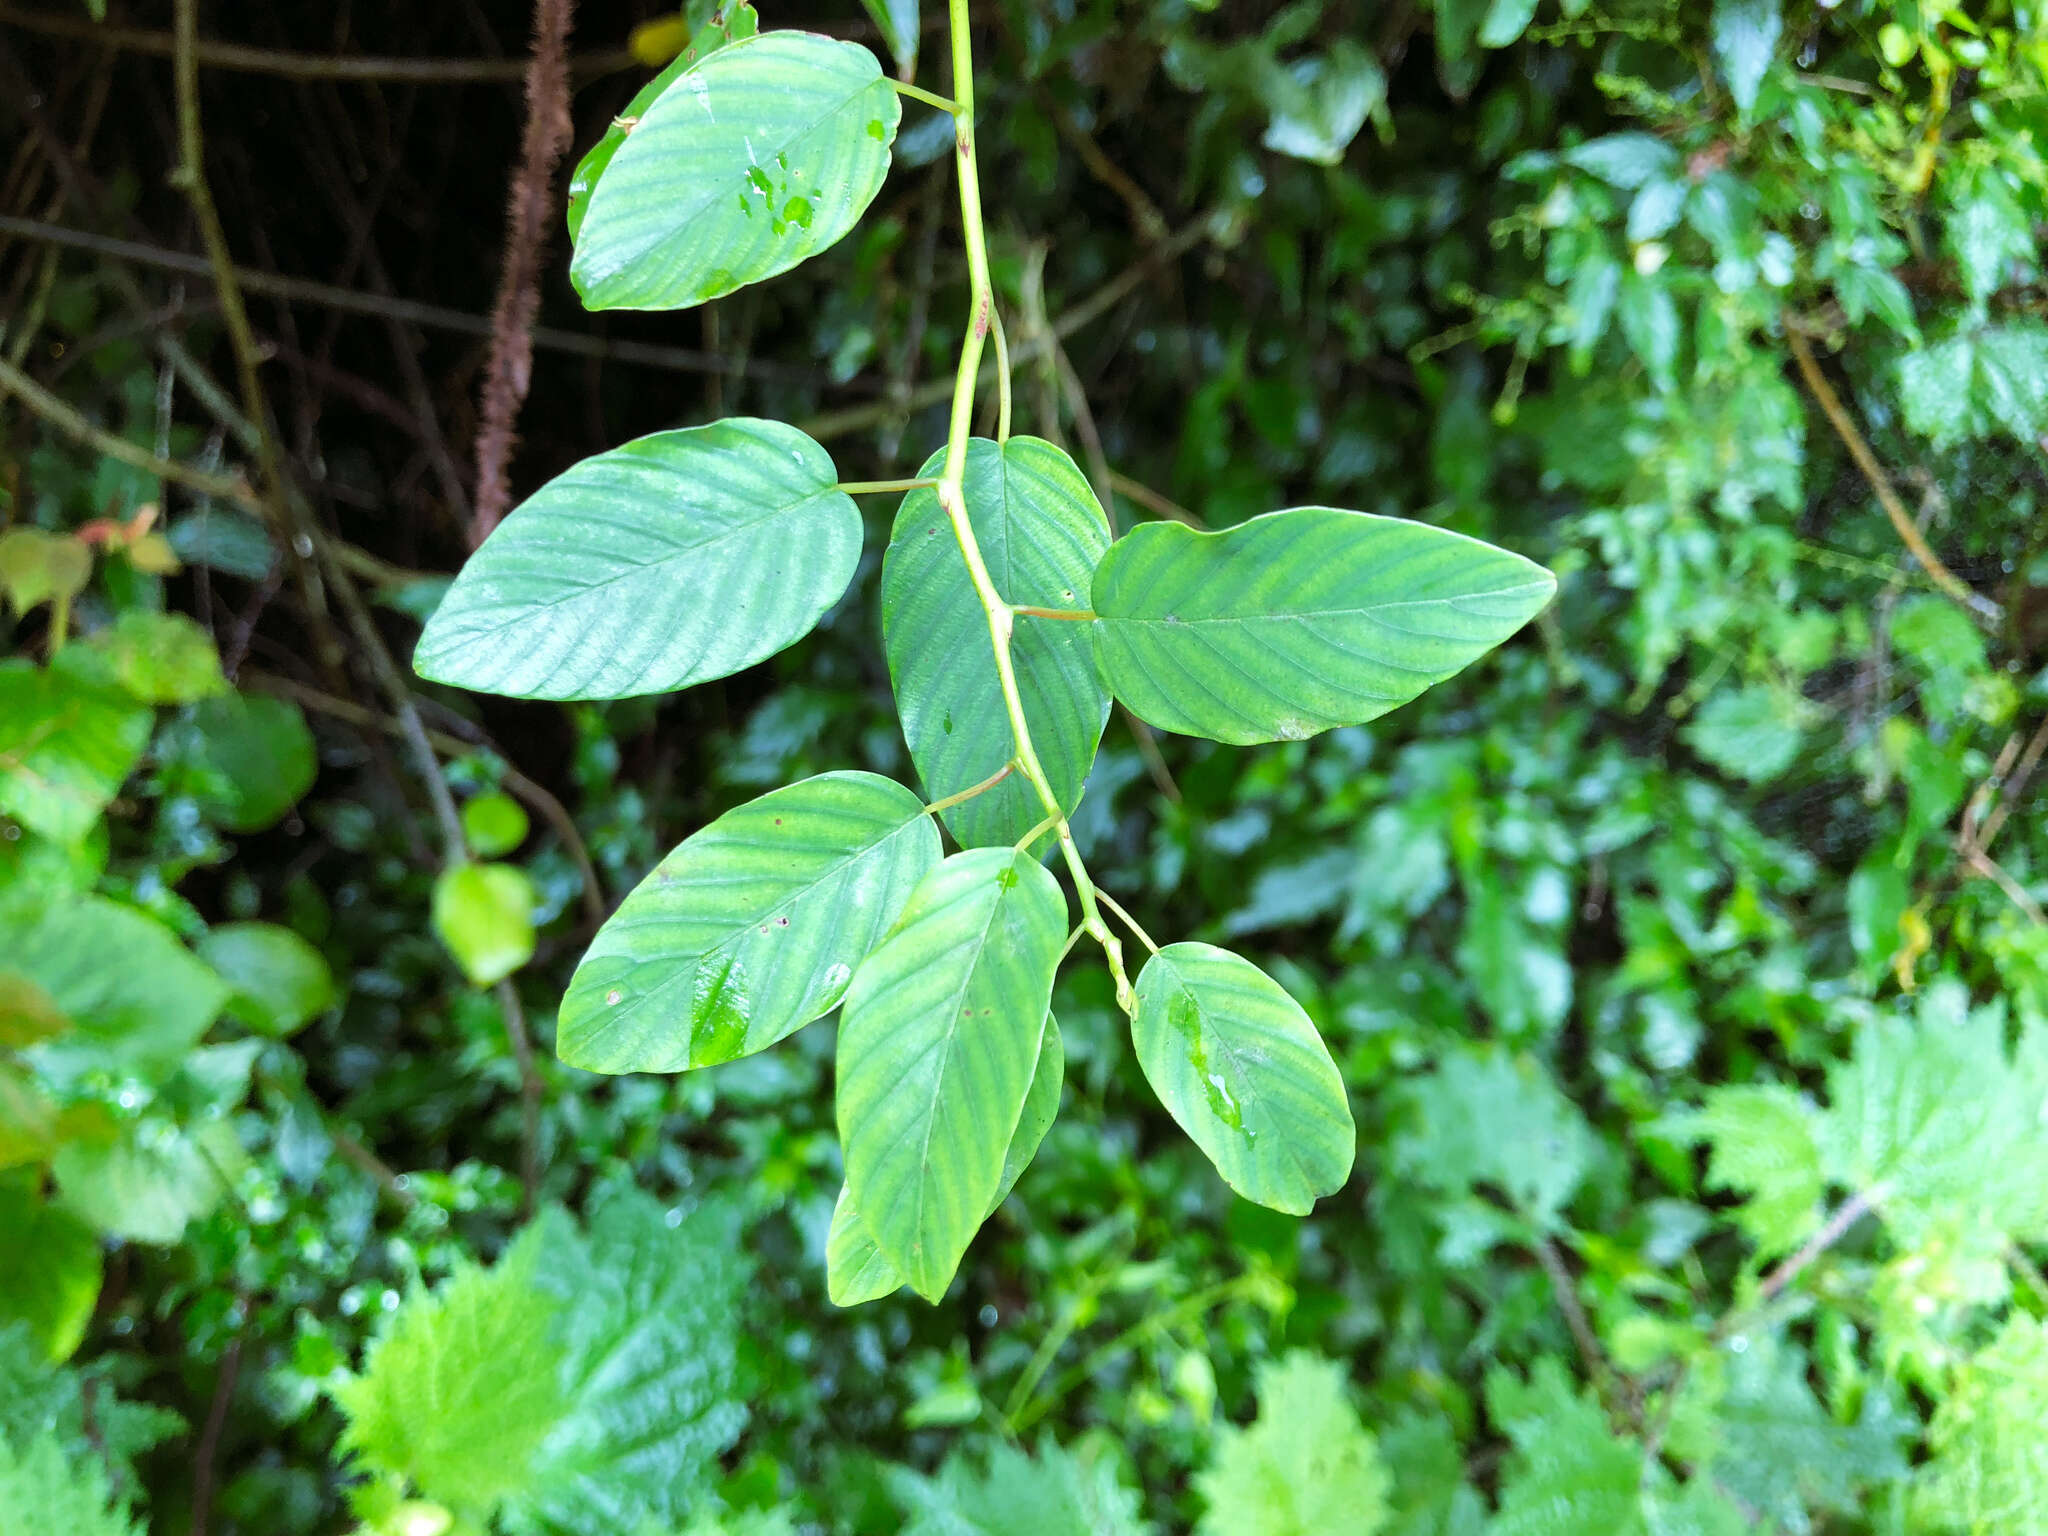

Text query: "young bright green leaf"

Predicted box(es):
[859, 0, 918, 75]
[0, 1433, 138, 1536]
[0, 528, 91, 617]
[158, 691, 318, 833]
[2, 897, 228, 1086]
[1092, 507, 1555, 746]
[0, 1186, 101, 1364]
[1918, 1313, 2048, 1535]
[1485, 1359, 1643, 1536]
[564, 4, 761, 241]
[0, 660, 151, 845]
[196, 921, 337, 1037]
[0, 974, 69, 1050]
[1682, 1083, 1823, 1258]
[559, 772, 939, 1073]
[460, 792, 529, 859]
[828, 1015, 1063, 1305]
[570, 32, 900, 311]
[882, 438, 1111, 846]
[1387, 1044, 1594, 1228]
[52, 1117, 244, 1246]
[1711, 0, 1782, 114]
[88, 611, 225, 704]
[414, 420, 860, 701]
[1130, 943, 1353, 1215]
[333, 1231, 570, 1517]
[1195, 1352, 1390, 1536]
[890, 1436, 1148, 1536]
[837, 849, 1067, 1301]
[430, 863, 536, 988]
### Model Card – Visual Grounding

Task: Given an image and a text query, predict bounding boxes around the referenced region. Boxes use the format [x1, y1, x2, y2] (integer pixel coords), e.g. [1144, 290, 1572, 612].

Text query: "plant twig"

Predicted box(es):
[0, 3, 635, 82]
[472, 0, 576, 546]
[1534, 1234, 1635, 1428]
[924, 760, 1015, 816]
[497, 979, 544, 1218]
[1785, 325, 1999, 627]
[1094, 889, 1159, 954]
[188, 1308, 246, 1536]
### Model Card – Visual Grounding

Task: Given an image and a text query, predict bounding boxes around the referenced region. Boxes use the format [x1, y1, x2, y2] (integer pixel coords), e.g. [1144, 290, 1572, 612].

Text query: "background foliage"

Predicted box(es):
[3, 0, 2048, 1531]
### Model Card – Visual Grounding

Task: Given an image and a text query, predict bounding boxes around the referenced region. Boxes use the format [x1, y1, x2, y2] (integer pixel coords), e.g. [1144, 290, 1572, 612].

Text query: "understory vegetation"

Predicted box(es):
[3, 0, 2048, 1532]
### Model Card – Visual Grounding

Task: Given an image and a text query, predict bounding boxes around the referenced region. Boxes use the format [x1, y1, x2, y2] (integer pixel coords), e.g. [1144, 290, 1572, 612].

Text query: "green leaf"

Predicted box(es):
[570, 32, 900, 311]
[333, 1229, 570, 1516]
[1092, 507, 1554, 745]
[859, 0, 918, 74]
[0, 1185, 101, 1363]
[1898, 323, 2048, 446]
[0, 529, 90, 617]
[1477, 0, 1539, 49]
[515, 1192, 753, 1531]
[430, 863, 536, 988]
[882, 437, 1111, 846]
[1682, 1084, 1823, 1258]
[196, 921, 336, 1037]
[1562, 134, 1680, 190]
[564, 4, 761, 242]
[1195, 1351, 1391, 1536]
[828, 1014, 1062, 1305]
[0, 1322, 182, 1496]
[1486, 1359, 1642, 1536]
[890, 1436, 1148, 1536]
[1261, 43, 1384, 165]
[1710, 0, 1781, 113]
[559, 772, 939, 1073]
[460, 792, 529, 859]
[415, 420, 861, 701]
[1918, 1313, 2048, 1535]
[0, 974, 68, 1050]
[1684, 684, 1808, 784]
[53, 1117, 244, 1245]
[2, 897, 227, 1084]
[88, 611, 225, 704]
[0, 1433, 139, 1536]
[1388, 1044, 1593, 1227]
[837, 848, 1067, 1300]
[158, 692, 318, 833]
[0, 660, 151, 844]
[1130, 943, 1354, 1216]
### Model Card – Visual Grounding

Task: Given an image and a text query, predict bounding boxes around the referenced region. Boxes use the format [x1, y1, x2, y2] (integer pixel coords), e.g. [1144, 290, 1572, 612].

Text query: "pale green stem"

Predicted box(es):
[889, 78, 963, 115]
[1094, 889, 1159, 955]
[935, 0, 1133, 1012]
[838, 476, 938, 495]
[990, 303, 1013, 442]
[923, 759, 1014, 816]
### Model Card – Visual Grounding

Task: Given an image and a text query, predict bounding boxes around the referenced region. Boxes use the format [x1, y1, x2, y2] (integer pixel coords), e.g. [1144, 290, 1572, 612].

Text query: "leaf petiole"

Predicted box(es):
[837, 476, 939, 495]
[923, 759, 1015, 816]
[1094, 889, 1159, 955]
[888, 79, 962, 115]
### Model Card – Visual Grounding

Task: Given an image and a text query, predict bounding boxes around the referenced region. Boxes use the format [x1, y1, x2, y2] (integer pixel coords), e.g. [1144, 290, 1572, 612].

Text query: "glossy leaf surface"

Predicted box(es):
[415, 419, 859, 701]
[1131, 942, 1354, 1215]
[882, 438, 1111, 846]
[431, 864, 536, 987]
[828, 1014, 1062, 1305]
[558, 772, 939, 1073]
[837, 849, 1065, 1300]
[1092, 507, 1555, 745]
[570, 31, 900, 311]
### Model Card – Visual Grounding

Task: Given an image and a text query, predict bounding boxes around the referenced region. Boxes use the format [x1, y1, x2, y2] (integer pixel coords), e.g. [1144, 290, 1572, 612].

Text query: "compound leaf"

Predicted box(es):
[1131, 942, 1353, 1215]
[828, 1015, 1062, 1305]
[882, 438, 1111, 846]
[1092, 507, 1554, 745]
[837, 849, 1066, 1300]
[571, 31, 899, 311]
[559, 772, 939, 1073]
[415, 420, 860, 701]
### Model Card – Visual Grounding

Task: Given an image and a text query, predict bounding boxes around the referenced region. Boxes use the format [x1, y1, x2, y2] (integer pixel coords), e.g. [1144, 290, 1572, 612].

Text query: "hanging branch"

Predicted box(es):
[471, 0, 577, 547]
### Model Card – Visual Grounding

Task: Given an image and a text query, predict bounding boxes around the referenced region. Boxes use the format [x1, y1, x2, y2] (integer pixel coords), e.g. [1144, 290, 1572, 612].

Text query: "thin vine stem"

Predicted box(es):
[934, 0, 1134, 1012]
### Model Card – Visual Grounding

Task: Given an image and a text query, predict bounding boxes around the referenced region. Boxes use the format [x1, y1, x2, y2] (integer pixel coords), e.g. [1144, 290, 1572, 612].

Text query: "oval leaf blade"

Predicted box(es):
[1131, 942, 1354, 1215]
[882, 438, 1111, 846]
[570, 31, 900, 311]
[415, 419, 860, 700]
[837, 849, 1067, 1300]
[560, 771, 939, 1073]
[1092, 507, 1556, 745]
[827, 1014, 1063, 1306]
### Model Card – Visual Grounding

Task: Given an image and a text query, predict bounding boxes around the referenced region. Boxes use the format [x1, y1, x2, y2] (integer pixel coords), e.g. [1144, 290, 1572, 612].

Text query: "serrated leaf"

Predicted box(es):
[829, 1014, 1062, 1305]
[570, 32, 900, 311]
[0, 1432, 138, 1536]
[158, 691, 317, 833]
[1388, 1044, 1593, 1227]
[1918, 1312, 2048, 1535]
[559, 772, 939, 1073]
[196, 921, 336, 1037]
[882, 437, 1111, 846]
[890, 1435, 1148, 1536]
[515, 1192, 752, 1531]
[0, 660, 151, 844]
[1131, 943, 1354, 1215]
[1899, 323, 2048, 447]
[565, 4, 761, 241]
[88, 611, 225, 704]
[0, 1321, 181, 1496]
[1486, 1359, 1642, 1536]
[1683, 1084, 1823, 1257]
[1684, 684, 1808, 783]
[415, 420, 860, 701]
[837, 848, 1067, 1300]
[0, 1186, 101, 1363]
[1092, 508, 1554, 745]
[430, 863, 535, 987]
[334, 1230, 569, 1516]
[2, 897, 227, 1085]
[1195, 1351, 1390, 1536]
